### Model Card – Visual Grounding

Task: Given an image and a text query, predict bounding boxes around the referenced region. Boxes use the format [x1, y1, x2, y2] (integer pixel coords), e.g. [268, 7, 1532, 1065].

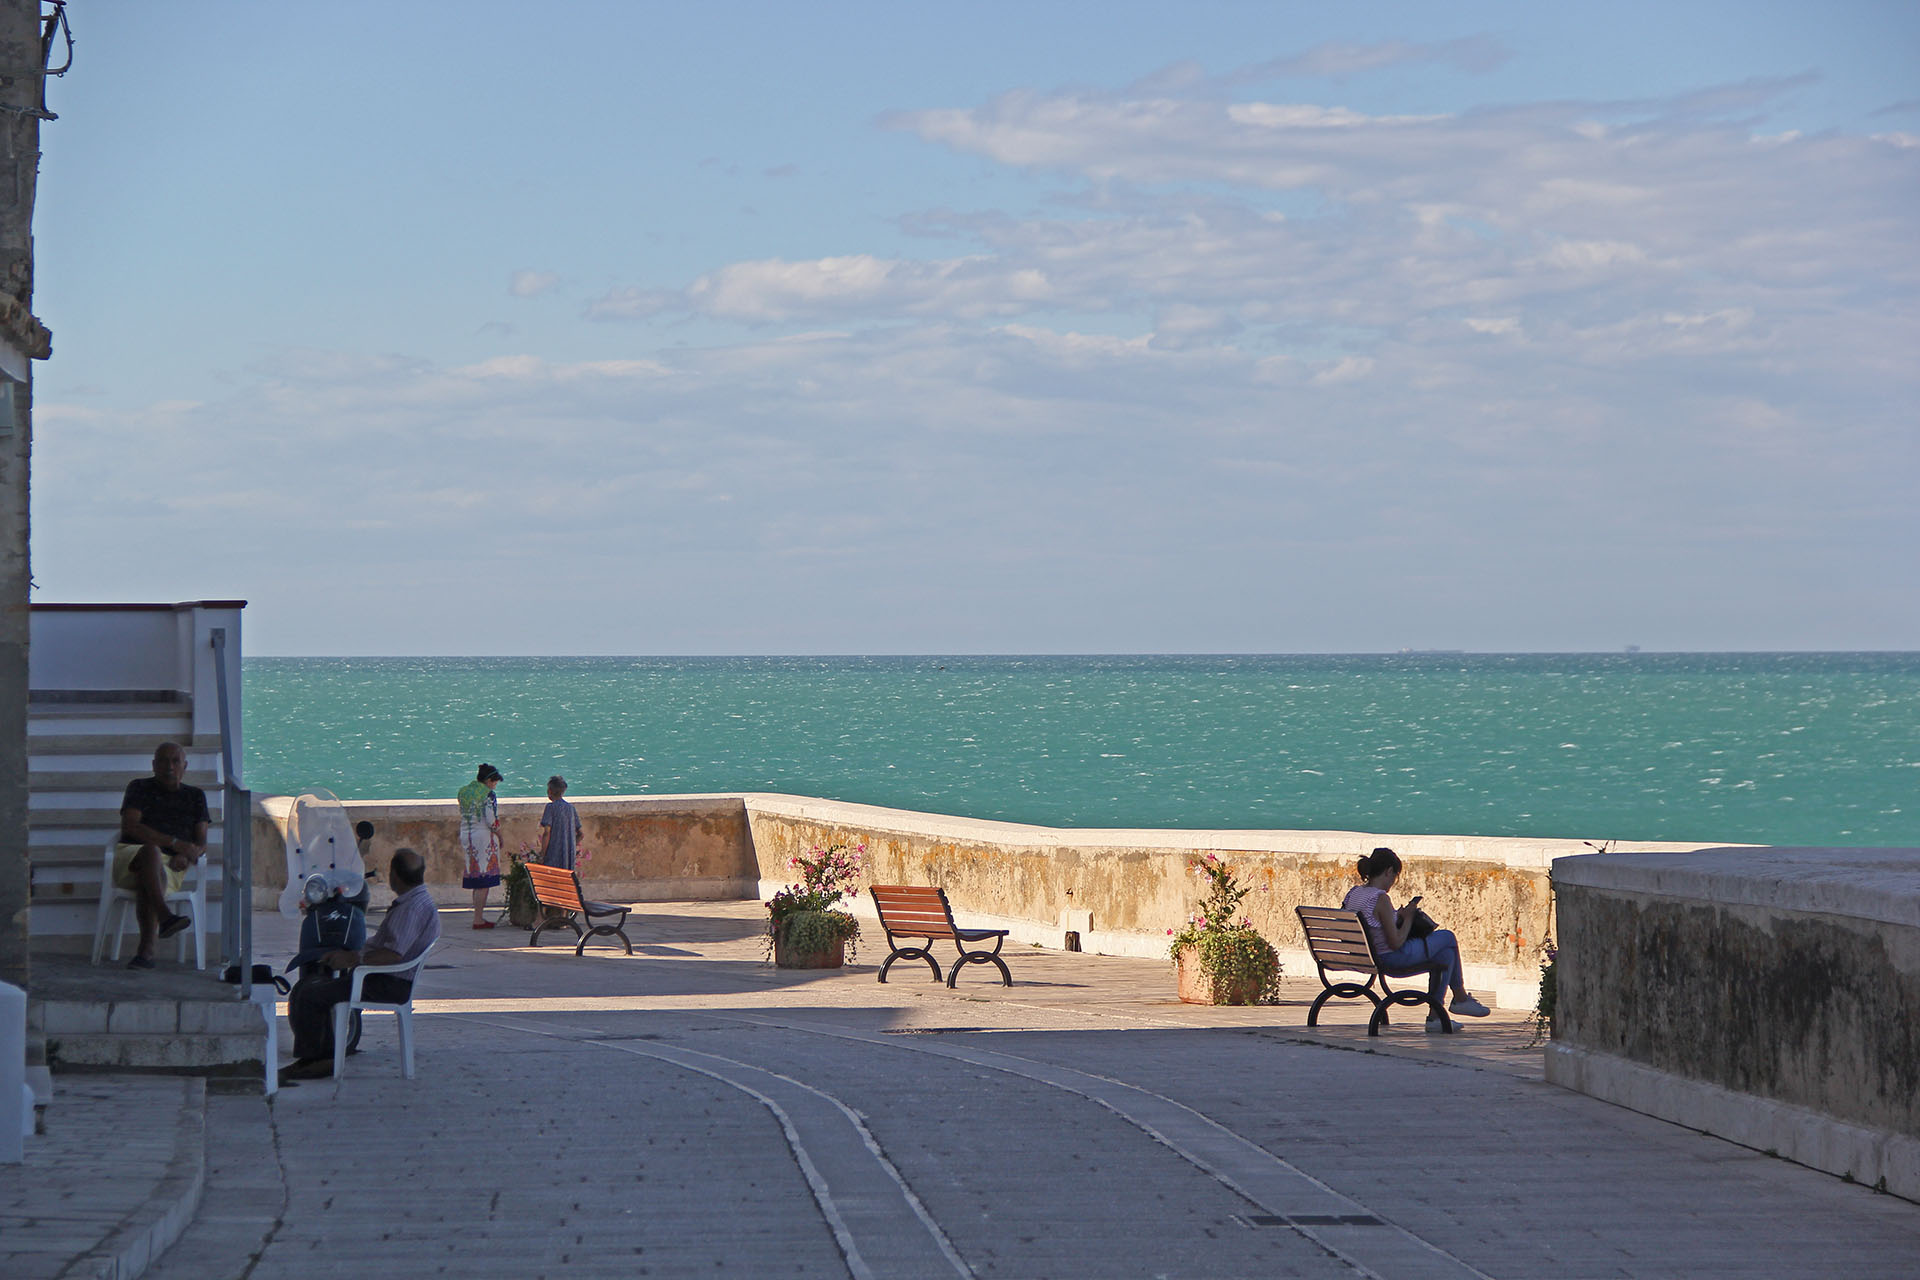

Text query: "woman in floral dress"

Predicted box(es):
[457, 763, 503, 928]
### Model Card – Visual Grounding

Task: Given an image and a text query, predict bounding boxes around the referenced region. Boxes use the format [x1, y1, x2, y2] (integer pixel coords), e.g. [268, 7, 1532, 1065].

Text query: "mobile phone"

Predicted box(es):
[1406, 896, 1423, 908]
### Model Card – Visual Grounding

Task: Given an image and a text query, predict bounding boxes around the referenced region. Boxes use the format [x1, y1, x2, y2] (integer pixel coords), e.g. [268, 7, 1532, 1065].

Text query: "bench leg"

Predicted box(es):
[576, 924, 635, 957]
[878, 945, 941, 984]
[1307, 983, 1378, 1028]
[1370, 990, 1440, 1036]
[947, 950, 1012, 988]
[533, 914, 585, 949]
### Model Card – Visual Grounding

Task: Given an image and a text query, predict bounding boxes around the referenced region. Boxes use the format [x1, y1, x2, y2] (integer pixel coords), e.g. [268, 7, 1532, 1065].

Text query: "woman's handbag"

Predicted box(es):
[1406, 906, 1439, 939]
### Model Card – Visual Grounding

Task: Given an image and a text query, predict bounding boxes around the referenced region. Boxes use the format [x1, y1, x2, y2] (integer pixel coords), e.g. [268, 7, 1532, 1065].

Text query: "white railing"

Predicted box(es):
[209, 627, 252, 995]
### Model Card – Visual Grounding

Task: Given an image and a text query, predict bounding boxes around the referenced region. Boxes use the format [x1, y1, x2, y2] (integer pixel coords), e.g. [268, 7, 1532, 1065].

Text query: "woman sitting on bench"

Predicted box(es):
[1341, 847, 1491, 1030]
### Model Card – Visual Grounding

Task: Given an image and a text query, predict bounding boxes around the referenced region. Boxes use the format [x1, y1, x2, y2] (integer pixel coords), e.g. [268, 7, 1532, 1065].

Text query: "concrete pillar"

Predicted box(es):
[0, 979, 23, 1162]
[0, 0, 49, 995]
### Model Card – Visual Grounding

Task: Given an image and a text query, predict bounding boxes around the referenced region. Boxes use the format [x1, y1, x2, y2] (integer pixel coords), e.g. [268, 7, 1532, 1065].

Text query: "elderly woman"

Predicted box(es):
[1342, 846, 1490, 1030]
[457, 763, 504, 928]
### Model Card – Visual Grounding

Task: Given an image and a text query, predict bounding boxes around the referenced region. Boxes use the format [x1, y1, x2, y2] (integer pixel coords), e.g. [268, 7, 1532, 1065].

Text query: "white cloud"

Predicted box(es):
[585, 286, 680, 320]
[1536, 239, 1650, 272]
[1310, 355, 1375, 384]
[508, 269, 558, 298]
[1226, 103, 1441, 128]
[35, 71, 1916, 651]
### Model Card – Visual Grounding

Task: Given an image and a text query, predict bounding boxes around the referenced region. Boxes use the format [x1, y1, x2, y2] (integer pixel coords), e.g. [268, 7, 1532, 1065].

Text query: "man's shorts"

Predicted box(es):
[113, 843, 188, 894]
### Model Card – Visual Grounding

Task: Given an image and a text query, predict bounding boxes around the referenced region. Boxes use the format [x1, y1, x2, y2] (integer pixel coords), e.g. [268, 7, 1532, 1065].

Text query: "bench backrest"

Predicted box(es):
[526, 863, 585, 913]
[1295, 906, 1382, 978]
[870, 884, 958, 940]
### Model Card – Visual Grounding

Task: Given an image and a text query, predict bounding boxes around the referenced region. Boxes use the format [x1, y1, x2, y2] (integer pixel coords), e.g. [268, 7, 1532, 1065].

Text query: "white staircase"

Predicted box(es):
[26, 695, 227, 945]
[25, 601, 247, 956]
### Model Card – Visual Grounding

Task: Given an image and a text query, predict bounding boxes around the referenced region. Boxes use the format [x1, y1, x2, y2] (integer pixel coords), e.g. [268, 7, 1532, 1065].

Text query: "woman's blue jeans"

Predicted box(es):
[1377, 929, 1463, 1004]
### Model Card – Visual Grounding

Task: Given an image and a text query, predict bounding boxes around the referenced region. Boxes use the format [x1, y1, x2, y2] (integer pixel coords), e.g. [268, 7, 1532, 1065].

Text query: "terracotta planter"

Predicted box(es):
[1176, 944, 1263, 1005]
[774, 935, 846, 969]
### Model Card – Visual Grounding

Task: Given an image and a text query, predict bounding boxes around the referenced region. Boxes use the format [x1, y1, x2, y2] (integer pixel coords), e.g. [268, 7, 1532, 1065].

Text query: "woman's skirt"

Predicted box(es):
[460, 817, 501, 889]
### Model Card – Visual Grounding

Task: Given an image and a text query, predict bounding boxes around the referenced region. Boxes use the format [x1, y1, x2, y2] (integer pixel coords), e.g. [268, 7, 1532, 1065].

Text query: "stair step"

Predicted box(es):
[30, 688, 189, 705]
[30, 899, 226, 938]
[29, 877, 226, 904]
[27, 731, 223, 754]
[29, 716, 196, 740]
[30, 836, 225, 861]
[46, 1031, 266, 1072]
[37, 997, 264, 1036]
[27, 768, 223, 791]
[31, 798, 226, 826]
[30, 829, 227, 855]
[30, 851, 225, 878]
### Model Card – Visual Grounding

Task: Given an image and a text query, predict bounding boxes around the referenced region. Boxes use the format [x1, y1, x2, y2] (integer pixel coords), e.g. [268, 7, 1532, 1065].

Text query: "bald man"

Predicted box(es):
[281, 848, 441, 1082]
[116, 743, 209, 969]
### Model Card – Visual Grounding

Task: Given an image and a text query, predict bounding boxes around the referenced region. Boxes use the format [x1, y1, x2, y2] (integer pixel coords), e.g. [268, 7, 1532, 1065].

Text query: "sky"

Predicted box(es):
[27, 1, 1920, 655]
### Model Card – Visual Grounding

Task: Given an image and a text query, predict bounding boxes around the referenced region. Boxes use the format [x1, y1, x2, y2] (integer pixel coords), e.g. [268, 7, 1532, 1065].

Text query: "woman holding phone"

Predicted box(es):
[1342, 846, 1490, 1030]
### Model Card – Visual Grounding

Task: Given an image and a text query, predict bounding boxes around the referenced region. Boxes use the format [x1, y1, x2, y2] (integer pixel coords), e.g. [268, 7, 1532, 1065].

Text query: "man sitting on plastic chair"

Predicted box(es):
[280, 849, 440, 1083]
[115, 743, 207, 970]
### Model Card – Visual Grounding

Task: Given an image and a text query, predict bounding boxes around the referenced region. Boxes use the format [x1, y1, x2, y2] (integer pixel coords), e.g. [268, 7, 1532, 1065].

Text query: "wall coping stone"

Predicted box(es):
[1552, 846, 1920, 929]
[261, 789, 1729, 873]
[735, 792, 1725, 869]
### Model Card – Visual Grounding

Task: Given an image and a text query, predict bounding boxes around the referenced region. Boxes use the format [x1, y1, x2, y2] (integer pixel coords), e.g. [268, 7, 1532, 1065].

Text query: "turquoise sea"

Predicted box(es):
[242, 654, 1919, 847]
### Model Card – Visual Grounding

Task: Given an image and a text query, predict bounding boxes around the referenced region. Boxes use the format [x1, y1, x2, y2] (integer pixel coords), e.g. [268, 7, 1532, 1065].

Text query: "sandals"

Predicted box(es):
[471, 920, 496, 930]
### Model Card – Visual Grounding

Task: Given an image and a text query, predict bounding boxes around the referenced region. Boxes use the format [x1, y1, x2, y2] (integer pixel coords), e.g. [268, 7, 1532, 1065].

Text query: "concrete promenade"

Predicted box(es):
[14, 900, 1920, 1278]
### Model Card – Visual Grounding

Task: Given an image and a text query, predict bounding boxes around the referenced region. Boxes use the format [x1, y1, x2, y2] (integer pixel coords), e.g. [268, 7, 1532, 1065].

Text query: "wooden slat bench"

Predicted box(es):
[869, 884, 1013, 987]
[1295, 905, 1453, 1035]
[526, 863, 634, 957]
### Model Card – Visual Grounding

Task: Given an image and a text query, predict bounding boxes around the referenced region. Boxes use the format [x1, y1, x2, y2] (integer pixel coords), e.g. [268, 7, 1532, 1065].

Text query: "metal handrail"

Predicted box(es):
[209, 628, 252, 998]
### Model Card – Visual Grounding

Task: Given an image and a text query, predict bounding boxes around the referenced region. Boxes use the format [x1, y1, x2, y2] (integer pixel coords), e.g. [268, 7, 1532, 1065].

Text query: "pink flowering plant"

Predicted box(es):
[765, 842, 865, 961]
[1167, 853, 1281, 1004]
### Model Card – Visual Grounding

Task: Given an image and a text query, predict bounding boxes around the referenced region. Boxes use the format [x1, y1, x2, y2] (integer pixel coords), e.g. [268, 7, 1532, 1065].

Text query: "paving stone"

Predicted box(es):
[19, 901, 1920, 1278]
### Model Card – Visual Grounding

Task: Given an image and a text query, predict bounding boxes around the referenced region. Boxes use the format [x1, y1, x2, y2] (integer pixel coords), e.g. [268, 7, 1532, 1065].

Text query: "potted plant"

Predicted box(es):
[1529, 937, 1558, 1046]
[1168, 853, 1281, 1005]
[503, 844, 539, 929]
[765, 842, 864, 968]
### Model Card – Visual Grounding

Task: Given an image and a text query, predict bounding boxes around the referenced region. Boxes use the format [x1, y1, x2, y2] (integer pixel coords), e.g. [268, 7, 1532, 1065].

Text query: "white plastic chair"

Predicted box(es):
[331, 940, 436, 1080]
[90, 840, 208, 969]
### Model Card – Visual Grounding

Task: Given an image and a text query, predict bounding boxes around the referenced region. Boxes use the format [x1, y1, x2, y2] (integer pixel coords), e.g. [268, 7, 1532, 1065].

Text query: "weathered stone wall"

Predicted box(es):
[1549, 847, 1920, 1201]
[0, 0, 45, 995]
[738, 794, 1715, 1006]
[251, 789, 1722, 1008]
[253, 794, 756, 904]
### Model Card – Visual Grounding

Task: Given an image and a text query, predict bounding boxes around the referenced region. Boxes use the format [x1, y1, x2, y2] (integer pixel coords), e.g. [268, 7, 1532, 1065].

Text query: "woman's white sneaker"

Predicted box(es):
[1425, 1014, 1448, 1033]
[1449, 994, 1491, 1017]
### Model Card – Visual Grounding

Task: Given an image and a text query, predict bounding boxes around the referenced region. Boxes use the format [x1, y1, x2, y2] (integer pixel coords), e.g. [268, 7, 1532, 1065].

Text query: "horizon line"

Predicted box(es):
[241, 648, 1920, 660]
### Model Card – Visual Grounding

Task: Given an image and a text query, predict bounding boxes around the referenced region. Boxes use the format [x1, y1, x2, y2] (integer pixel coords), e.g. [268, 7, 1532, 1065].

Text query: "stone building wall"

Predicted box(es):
[0, 0, 55, 994]
[1548, 846, 1920, 1202]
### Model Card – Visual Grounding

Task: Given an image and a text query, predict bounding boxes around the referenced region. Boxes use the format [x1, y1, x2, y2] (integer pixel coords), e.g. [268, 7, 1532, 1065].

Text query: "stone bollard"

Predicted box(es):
[0, 980, 24, 1162]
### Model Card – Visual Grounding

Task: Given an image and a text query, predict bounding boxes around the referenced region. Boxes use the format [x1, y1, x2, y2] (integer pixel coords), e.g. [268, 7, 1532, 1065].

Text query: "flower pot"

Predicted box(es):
[1177, 944, 1263, 1006]
[774, 935, 846, 969]
[505, 876, 538, 929]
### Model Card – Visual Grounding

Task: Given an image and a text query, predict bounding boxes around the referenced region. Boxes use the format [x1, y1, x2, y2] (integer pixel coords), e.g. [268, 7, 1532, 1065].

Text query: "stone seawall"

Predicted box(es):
[254, 791, 1719, 1009]
[252, 793, 758, 904]
[1548, 847, 1920, 1202]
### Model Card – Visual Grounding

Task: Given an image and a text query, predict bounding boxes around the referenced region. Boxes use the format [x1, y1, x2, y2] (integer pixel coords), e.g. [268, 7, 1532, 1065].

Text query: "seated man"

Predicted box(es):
[280, 847, 440, 1082]
[116, 742, 209, 970]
